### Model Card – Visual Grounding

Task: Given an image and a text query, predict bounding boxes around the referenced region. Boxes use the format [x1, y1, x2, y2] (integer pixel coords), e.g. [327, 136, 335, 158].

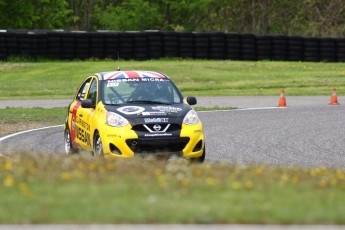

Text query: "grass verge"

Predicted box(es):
[1, 59, 345, 99]
[0, 107, 66, 136]
[1, 153, 345, 224]
[1, 58, 345, 223]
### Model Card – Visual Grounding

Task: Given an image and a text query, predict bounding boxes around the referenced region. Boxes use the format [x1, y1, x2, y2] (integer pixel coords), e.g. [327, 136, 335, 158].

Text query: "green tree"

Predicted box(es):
[0, 0, 344, 36]
[96, 0, 161, 30]
[0, 0, 71, 29]
[155, 0, 212, 31]
[68, 0, 101, 30]
[32, 0, 72, 29]
[0, 0, 35, 28]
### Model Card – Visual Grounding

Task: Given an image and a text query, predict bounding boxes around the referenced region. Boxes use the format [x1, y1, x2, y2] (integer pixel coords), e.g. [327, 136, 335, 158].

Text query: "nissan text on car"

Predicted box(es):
[64, 70, 205, 162]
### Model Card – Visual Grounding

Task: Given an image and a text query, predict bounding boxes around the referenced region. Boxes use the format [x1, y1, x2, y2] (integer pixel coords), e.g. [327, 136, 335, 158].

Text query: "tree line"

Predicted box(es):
[0, 0, 344, 37]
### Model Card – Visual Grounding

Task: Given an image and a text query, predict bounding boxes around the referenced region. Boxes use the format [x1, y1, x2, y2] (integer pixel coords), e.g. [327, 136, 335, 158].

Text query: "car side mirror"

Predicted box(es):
[186, 96, 197, 105]
[81, 99, 95, 109]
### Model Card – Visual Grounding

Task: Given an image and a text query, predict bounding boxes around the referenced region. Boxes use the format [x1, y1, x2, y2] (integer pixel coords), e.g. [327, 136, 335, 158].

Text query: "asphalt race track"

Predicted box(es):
[203, 106, 345, 167]
[1, 97, 345, 168]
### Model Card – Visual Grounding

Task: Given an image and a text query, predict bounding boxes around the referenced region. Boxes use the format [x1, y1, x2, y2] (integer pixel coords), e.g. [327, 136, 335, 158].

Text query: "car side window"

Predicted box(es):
[86, 79, 98, 105]
[76, 78, 92, 101]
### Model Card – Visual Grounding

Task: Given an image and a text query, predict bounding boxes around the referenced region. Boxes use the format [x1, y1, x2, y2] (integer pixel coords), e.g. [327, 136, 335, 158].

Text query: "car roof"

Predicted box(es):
[96, 70, 169, 81]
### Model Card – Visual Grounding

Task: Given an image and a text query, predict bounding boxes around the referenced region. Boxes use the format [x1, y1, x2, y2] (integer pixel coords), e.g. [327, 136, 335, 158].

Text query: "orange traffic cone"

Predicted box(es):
[329, 88, 339, 105]
[278, 89, 287, 107]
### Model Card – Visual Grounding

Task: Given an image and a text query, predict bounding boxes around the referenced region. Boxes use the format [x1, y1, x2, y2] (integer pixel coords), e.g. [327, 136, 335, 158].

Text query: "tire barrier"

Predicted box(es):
[225, 33, 241, 60]
[0, 30, 344, 62]
[256, 35, 272, 60]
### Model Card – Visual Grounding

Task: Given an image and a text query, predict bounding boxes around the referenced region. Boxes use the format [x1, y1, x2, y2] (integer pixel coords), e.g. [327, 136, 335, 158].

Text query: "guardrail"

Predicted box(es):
[0, 30, 344, 62]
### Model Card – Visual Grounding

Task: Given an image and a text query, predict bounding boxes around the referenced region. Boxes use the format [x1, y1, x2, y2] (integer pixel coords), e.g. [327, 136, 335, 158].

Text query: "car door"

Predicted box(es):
[76, 77, 98, 150]
[69, 77, 92, 150]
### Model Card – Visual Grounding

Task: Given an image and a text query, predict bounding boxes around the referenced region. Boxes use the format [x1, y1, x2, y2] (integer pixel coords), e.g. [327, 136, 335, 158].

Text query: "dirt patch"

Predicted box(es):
[0, 122, 60, 137]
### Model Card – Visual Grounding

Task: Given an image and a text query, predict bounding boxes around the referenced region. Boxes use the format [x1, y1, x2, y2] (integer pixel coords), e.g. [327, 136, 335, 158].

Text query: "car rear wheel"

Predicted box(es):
[93, 132, 104, 157]
[64, 128, 78, 155]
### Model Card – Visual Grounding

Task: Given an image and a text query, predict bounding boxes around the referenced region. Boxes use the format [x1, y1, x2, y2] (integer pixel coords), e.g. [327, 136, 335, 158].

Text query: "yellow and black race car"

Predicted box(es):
[64, 70, 205, 162]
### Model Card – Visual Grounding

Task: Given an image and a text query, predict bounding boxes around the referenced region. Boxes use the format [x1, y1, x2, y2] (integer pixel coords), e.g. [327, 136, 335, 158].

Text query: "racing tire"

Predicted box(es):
[190, 148, 206, 163]
[64, 128, 78, 155]
[93, 131, 104, 158]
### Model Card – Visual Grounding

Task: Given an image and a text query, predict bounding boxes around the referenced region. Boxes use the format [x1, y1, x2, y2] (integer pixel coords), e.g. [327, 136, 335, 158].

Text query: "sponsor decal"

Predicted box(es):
[144, 118, 169, 123]
[107, 134, 121, 138]
[75, 125, 91, 146]
[106, 82, 119, 87]
[141, 78, 167, 82]
[76, 116, 90, 131]
[106, 78, 139, 84]
[74, 115, 91, 147]
[152, 106, 182, 113]
[142, 111, 166, 116]
[144, 133, 173, 137]
[117, 106, 145, 115]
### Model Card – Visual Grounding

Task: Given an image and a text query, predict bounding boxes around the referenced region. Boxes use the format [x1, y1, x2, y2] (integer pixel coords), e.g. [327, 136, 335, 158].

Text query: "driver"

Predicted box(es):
[131, 82, 165, 101]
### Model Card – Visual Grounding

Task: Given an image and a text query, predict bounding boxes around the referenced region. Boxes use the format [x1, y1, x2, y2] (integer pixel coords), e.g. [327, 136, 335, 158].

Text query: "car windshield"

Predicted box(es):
[102, 78, 183, 105]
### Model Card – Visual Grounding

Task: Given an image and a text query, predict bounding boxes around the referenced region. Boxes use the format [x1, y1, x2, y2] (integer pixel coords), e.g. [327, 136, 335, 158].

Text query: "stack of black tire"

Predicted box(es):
[178, 33, 194, 58]
[0, 30, 48, 59]
[271, 36, 288, 61]
[103, 32, 119, 59]
[337, 38, 345, 62]
[288, 36, 303, 61]
[225, 33, 241, 60]
[209, 32, 225, 59]
[3, 31, 18, 58]
[319, 38, 337, 62]
[147, 31, 163, 59]
[1, 30, 345, 62]
[256, 35, 272, 60]
[193, 32, 209, 59]
[303, 37, 319, 62]
[163, 32, 179, 58]
[132, 32, 147, 60]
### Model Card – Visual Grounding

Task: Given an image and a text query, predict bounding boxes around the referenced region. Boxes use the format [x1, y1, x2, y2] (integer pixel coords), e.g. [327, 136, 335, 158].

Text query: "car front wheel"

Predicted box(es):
[93, 131, 104, 157]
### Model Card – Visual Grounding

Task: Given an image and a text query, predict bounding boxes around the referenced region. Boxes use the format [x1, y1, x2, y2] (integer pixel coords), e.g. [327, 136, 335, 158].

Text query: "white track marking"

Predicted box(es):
[0, 107, 286, 156]
[0, 107, 285, 143]
[198, 106, 287, 113]
[0, 125, 64, 143]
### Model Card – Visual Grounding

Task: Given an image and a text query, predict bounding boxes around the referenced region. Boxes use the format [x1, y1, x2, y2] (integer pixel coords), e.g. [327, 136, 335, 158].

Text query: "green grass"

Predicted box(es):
[0, 107, 67, 124]
[1, 154, 345, 224]
[1, 59, 345, 99]
[2, 59, 345, 224]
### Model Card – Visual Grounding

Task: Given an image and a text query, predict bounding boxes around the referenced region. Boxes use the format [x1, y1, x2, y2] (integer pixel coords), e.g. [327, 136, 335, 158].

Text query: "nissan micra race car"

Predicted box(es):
[64, 70, 205, 162]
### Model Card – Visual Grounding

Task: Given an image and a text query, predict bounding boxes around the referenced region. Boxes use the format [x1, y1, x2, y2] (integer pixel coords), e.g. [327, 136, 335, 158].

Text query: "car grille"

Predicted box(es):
[126, 137, 190, 154]
[132, 123, 181, 133]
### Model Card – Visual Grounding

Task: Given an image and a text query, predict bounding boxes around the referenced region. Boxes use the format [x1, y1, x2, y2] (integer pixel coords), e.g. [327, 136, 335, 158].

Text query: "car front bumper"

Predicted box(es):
[100, 122, 205, 159]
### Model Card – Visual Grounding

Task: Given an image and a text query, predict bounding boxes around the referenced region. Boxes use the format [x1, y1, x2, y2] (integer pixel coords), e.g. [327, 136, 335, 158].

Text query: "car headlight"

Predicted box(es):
[183, 110, 200, 125]
[106, 112, 129, 127]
